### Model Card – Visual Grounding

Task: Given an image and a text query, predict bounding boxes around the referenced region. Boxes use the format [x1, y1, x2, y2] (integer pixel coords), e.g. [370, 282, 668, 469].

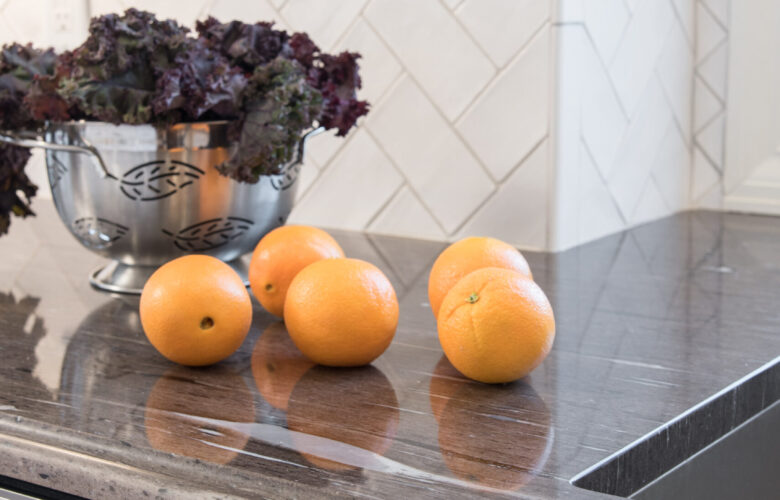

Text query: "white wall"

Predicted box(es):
[552, 0, 695, 251]
[722, 0, 780, 215]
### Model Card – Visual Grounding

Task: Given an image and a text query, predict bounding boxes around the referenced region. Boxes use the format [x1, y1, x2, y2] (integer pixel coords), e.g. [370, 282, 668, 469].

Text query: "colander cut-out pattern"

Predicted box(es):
[162, 217, 255, 252]
[120, 160, 204, 201]
[71, 217, 128, 249]
[270, 163, 301, 191]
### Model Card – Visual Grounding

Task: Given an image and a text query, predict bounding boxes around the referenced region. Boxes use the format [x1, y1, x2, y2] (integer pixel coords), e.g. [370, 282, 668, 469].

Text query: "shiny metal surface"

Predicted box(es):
[9, 121, 317, 293]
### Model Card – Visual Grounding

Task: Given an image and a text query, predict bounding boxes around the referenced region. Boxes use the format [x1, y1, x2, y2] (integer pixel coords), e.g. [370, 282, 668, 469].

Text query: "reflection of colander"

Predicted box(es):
[1, 121, 321, 293]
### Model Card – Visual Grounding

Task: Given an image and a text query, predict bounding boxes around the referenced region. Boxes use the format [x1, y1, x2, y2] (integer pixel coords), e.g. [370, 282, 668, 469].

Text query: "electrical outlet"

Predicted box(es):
[47, 0, 88, 51]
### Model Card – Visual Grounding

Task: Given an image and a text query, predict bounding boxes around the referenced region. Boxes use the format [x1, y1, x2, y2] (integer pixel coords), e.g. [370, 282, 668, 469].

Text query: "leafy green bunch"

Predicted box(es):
[0, 9, 368, 234]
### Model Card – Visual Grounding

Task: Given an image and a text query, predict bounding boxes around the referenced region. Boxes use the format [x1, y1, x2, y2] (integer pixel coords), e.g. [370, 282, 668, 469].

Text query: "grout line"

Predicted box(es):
[437, 0, 499, 72]
[653, 64, 693, 148]
[692, 97, 725, 137]
[361, 124, 449, 236]
[361, 14, 500, 185]
[580, 139, 628, 225]
[692, 121, 725, 173]
[361, 181, 405, 231]
[699, 0, 729, 32]
[495, 134, 548, 185]
[327, 6, 365, 52]
[694, 62, 727, 107]
[668, 0, 694, 49]
[441, 139, 555, 239]
[578, 22, 631, 121]
[695, 28, 728, 68]
[451, 19, 551, 125]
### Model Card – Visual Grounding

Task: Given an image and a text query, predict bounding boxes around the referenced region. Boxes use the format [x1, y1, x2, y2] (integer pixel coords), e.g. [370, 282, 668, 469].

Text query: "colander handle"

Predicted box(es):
[296, 127, 326, 164]
[0, 129, 114, 179]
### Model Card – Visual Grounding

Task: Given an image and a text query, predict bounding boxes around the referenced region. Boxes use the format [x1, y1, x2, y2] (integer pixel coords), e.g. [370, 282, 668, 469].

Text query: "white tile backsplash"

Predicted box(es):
[367, 77, 495, 234]
[364, 0, 495, 121]
[456, 0, 550, 68]
[281, 0, 366, 50]
[288, 129, 403, 230]
[457, 27, 550, 181]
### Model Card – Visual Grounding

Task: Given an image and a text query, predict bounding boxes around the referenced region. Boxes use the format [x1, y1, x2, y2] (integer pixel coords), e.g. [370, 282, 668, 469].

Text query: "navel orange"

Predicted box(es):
[437, 267, 554, 384]
[249, 225, 344, 317]
[428, 237, 532, 319]
[140, 255, 252, 366]
[284, 258, 398, 367]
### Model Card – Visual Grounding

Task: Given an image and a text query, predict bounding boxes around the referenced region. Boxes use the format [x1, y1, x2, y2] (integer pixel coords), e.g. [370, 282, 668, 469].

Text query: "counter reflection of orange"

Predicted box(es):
[438, 382, 552, 491]
[429, 355, 471, 422]
[251, 322, 314, 411]
[144, 366, 255, 465]
[287, 366, 400, 471]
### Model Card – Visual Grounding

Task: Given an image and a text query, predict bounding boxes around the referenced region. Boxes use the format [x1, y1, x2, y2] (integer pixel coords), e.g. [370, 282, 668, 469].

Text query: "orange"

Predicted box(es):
[428, 237, 532, 319]
[438, 382, 551, 490]
[287, 366, 399, 471]
[249, 225, 344, 317]
[284, 258, 398, 367]
[437, 267, 554, 384]
[251, 321, 314, 410]
[140, 255, 252, 366]
[145, 366, 255, 464]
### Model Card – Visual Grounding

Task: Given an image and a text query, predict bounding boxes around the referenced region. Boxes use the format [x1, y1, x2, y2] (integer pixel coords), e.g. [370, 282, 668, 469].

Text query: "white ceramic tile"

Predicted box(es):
[693, 76, 722, 132]
[670, 0, 696, 46]
[695, 112, 725, 169]
[457, 28, 549, 181]
[623, 0, 639, 14]
[697, 42, 728, 100]
[0, 14, 17, 45]
[368, 186, 445, 240]
[455, 141, 548, 250]
[607, 76, 673, 219]
[555, 0, 584, 23]
[651, 124, 690, 211]
[288, 129, 402, 230]
[123, 0, 210, 28]
[691, 147, 720, 200]
[550, 25, 587, 252]
[293, 161, 319, 202]
[583, 0, 630, 64]
[696, 1, 726, 60]
[702, 0, 729, 27]
[695, 182, 722, 209]
[1, 0, 54, 46]
[656, 17, 693, 144]
[280, 0, 365, 49]
[364, 0, 494, 121]
[608, 0, 674, 116]
[86, 0, 124, 17]
[306, 129, 349, 168]
[268, 0, 286, 8]
[367, 77, 494, 233]
[578, 143, 626, 245]
[337, 19, 401, 103]
[581, 35, 628, 179]
[631, 179, 670, 225]
[456, 0, 549, 68]
[207, 0, 287, 29]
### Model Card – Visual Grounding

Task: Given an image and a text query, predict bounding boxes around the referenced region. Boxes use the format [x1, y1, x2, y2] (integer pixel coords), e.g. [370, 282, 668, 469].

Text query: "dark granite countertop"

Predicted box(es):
[0, 202, 779, 499]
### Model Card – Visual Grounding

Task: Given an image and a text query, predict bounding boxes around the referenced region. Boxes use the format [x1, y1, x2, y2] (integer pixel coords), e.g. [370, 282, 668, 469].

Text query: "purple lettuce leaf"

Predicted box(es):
[217, 57, 322, 182]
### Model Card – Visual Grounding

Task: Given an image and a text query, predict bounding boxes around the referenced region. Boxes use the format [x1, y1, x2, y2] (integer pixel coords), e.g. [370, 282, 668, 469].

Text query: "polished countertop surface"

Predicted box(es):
[1, 203, 779, 499]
